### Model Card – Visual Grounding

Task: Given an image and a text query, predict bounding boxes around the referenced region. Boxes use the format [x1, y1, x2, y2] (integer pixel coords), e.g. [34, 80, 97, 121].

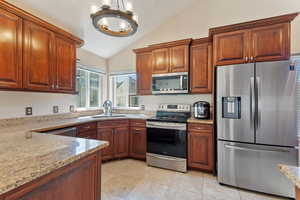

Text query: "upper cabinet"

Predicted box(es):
[210, 13, 298, 66]
[0, 1, 83, 94]
[190, 38, 213, 94]
[23, 21, 55, 91]
[55, 35, 76, 92]
[134, 47, 153, 95]
[0, 8, 22, 89]
[151, 39, 192, 74]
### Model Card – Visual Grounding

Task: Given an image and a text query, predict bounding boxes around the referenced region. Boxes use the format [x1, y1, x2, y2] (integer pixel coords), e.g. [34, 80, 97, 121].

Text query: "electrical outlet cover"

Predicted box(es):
[25, 107, 32, 116]
[53, 106, 59, 114]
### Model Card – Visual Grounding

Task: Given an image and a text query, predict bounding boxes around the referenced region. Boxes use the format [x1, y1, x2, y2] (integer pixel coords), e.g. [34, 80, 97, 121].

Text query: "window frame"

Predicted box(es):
[109, 73, 140, 109]
[76, 67, 105, 110]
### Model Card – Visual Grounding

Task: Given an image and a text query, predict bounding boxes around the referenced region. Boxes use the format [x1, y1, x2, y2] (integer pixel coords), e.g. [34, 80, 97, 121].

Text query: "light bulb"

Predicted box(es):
[90, 5, 99, 14]
[102, 18, 108, 26]
[126, 2, 133, 11]
[120, 22, 126, 30]
[102, 0, 111, 6]
[133, 15, 138, 23]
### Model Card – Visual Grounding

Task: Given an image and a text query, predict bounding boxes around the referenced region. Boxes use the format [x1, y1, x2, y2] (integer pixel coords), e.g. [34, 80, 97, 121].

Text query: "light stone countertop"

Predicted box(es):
[278, 165, 300, 188]
[187, 118, 214, 125]
[0, 114, 149, 195]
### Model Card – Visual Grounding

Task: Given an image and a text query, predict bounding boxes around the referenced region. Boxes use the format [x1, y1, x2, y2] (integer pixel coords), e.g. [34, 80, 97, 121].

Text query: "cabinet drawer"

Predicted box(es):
[131, 127, 146, 134]
[98, 120, 129, 128]
[77, 130, 98, 139]
[130, 120, 146, 127]
[188, 123, 212, 132]
[77, 122, 97, 133]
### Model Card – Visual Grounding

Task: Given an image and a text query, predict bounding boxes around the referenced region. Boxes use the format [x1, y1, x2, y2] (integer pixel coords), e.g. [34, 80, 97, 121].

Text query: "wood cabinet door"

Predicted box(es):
[136, 52, 152, 95]
[188, 130, 213, 171]
[213, 30, 250, 66]
[190, 43, 212, 94]
[98, 128, 114, 160]
[130, 127, 146, 159]
[169, 45, 189, 73]
[114, 127, 129, 158]
[152, 48, 169, 74]
[55, 35, 76, 92]
[77, 130, 98, 140]
[23, 21, 55, 91]
[251, 23, 290, 62]
[0, 8, 22, 89]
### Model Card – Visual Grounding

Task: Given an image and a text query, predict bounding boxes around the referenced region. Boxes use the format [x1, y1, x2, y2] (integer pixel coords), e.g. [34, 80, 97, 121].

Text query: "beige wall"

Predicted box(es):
[108, 0, 300, 72]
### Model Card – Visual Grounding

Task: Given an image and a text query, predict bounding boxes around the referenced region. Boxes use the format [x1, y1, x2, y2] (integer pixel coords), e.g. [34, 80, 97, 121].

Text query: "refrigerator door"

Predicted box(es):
[255, 61, 297, 146]
[218, 141, 298, 198]
[217, 64, 255, 143]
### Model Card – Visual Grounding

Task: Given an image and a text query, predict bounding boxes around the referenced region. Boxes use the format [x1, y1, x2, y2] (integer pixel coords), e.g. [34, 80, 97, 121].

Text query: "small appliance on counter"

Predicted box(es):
[193, 101, 210, 119]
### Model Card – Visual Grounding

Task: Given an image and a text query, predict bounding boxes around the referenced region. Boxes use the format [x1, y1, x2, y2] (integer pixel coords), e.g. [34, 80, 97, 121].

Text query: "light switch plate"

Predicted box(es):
[25, 107, 32, 116]
[53, 106, 59, 114]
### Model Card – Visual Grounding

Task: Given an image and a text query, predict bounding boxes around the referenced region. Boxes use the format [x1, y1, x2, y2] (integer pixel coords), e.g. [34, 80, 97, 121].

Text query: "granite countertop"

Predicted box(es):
[278, 165, 300, 188]
[187, 118, 214, 124]
[0, 114, 148, 195]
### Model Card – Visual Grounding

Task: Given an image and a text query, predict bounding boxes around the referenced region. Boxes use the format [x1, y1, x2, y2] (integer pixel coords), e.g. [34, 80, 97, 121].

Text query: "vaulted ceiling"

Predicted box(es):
[7, 0, 198, 58]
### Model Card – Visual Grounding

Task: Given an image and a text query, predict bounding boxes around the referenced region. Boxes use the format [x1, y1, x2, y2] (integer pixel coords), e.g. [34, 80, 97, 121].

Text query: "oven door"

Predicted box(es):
[146, 121, 187, 158]
[152, 72, 188, 94]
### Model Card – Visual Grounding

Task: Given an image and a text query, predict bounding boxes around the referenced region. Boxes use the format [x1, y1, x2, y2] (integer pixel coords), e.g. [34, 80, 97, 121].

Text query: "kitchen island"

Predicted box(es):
[278, 165, 300, 199]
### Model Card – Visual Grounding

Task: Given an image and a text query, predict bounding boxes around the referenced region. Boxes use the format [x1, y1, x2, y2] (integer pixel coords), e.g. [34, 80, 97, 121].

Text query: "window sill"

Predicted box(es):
[76, 107, 103, 112]
[113, 107, 142, 111]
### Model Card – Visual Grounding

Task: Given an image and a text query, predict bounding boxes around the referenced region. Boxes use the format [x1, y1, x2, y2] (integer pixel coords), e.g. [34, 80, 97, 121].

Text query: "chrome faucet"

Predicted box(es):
[103, 100, 113, 116]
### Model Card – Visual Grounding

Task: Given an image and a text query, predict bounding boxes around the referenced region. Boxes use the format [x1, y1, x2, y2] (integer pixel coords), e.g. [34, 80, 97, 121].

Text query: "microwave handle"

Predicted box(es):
[180, 75, 183, 90]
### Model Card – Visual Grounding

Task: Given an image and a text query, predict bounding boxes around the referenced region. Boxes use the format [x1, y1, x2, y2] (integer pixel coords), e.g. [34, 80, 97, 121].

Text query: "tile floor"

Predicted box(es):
[102, 159, 288, 200]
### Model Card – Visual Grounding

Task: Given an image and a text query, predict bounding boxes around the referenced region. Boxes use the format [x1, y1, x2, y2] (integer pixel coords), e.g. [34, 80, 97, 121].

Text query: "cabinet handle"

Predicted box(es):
[250, 56, 254, 62]
[52, 84, 54, 88]
[245, 56, 249, 62]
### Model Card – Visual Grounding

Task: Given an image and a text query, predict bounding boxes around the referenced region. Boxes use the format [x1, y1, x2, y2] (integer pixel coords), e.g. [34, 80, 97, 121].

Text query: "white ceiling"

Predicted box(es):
[7, 0, 198, 58]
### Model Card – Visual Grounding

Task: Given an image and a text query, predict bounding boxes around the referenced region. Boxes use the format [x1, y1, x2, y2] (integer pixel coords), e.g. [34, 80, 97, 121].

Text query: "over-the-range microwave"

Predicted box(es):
[152, 72, 188, 95]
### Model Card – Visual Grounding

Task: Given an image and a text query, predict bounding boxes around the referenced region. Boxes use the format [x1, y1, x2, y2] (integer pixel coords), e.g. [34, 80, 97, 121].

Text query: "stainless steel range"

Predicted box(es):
[146, 104, 191, 172]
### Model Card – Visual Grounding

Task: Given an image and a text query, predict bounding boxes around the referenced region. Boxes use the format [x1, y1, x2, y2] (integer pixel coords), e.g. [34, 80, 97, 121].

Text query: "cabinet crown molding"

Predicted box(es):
[191, 37, 212, 46]
[209, 12, 299, 37]
[149, 38, 192, 49]
[0, 1, 84, 47]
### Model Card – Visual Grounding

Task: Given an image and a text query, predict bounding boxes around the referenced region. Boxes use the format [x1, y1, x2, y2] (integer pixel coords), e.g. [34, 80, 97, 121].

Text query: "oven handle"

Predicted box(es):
[146, 122, 186, 130]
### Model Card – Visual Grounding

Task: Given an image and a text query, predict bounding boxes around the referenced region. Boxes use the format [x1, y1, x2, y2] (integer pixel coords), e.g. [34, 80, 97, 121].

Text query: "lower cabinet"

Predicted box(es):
[188, 123, 214, 172]
[97, 120, 130, 161]
[76, 122, 98, 139]
[130, 120, 147, 160]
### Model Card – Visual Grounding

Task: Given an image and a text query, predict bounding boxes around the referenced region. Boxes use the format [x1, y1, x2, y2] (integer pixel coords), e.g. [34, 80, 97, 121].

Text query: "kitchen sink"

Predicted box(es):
[92, 114, 126, 118]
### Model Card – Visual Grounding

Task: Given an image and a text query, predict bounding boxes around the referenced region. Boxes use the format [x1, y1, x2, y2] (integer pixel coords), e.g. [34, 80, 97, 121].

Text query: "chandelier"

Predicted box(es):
[90, 0, 139, 37]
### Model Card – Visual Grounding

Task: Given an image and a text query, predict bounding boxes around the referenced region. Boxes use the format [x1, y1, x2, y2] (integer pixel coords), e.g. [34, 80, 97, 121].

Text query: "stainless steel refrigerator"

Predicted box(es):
[217, 60, 298, 198]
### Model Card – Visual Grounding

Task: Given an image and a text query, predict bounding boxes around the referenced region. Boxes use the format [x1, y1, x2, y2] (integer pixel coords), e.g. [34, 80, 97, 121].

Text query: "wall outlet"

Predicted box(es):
[53, 106, 59, 114]
[25, 107, 32, 116]
[69, 105, 75, 112]
[140, 105, 145, 110]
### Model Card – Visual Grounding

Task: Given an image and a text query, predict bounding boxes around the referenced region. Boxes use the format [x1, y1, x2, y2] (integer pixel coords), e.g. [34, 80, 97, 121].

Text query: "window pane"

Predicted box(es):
[89, 73, 100, 107]
[110, 74, 139, 108]
[76, 69, 87, 108]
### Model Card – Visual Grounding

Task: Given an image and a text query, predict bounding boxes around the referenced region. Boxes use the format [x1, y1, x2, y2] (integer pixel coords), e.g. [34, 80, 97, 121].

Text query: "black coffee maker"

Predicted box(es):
[193, 101, 210, 119]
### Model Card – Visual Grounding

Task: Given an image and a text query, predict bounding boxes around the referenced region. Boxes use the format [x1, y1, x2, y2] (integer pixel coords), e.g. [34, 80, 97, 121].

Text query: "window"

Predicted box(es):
[109, 74, 139, 108]
[76, 68, 104, 109]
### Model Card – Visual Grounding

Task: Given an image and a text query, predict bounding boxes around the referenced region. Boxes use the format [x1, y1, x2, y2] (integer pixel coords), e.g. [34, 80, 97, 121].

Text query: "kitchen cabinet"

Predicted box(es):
[188, 123, 214, 171]
[134, 48, 152, 95]
[151, 39, 192, 74]
[0, 1, 83, 93]
[77, 122, 98, 139]
[2, 153, 102, 200]
[0, 8, 22, 89]
[55, 35, 76, 92]
[211, 13, 298, 66]
[23, 20, 55, 91]
[152, 48, 170, 74]
[97, 120, 130, 161]
[169, 45, 189, 73]
[130, 120, 146, 160]
[190, 38, 213, 94]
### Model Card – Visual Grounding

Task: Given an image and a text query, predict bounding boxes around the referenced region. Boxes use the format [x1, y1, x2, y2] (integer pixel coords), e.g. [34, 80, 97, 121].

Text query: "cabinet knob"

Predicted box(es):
[245, 56, 249, 62]
[250, 56, 254, 62]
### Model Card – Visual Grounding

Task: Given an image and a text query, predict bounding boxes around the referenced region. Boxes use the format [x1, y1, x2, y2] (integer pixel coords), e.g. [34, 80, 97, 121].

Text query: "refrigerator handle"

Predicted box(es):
[256, 77, 261, 130]
[224, 144, 290, 153]
[250, 77, 255, 130]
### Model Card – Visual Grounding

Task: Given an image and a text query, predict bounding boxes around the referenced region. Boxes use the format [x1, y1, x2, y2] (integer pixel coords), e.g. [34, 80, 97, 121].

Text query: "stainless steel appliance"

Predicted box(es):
[146, 104, 191, 172]
[152, 72, 188, 94]
[193, 101, 210, 119]
[216, 60, 298, 198]
[42, 127, 77, 137]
